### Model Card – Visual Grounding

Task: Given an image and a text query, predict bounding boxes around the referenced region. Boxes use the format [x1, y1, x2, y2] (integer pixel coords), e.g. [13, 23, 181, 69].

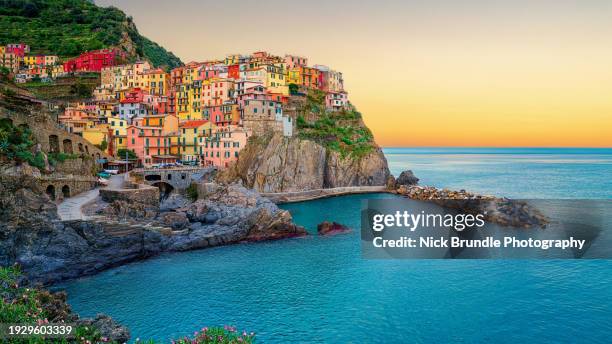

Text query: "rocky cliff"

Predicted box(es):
[220, 90, 391, 192]
[220, 133, 390, 192]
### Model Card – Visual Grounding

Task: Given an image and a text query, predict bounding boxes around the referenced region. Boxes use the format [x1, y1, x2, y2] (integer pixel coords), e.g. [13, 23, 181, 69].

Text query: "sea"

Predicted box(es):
[57, 148, 612, 343]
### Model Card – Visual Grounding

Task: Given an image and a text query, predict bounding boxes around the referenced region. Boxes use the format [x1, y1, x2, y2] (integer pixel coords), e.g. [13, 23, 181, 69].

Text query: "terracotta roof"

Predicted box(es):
[180, 120, 209, 128]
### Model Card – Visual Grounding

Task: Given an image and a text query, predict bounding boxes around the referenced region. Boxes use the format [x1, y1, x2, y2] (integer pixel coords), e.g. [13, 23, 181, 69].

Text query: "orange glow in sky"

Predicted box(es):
[99, 0, 612, 147]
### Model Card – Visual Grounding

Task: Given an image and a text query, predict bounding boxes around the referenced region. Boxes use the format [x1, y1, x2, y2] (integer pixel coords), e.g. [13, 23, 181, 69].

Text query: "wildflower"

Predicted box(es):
[243, 331, 247, 337]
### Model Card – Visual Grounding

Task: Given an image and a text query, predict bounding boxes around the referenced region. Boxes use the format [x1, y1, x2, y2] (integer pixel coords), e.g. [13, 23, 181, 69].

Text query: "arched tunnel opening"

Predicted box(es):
[145, 174, 162, 182]
[152, 182, 174, 200]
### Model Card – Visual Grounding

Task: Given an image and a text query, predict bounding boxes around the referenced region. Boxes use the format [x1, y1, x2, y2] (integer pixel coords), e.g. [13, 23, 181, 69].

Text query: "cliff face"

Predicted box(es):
[220, 89, 390, 192]
[219, 133, 390, 192]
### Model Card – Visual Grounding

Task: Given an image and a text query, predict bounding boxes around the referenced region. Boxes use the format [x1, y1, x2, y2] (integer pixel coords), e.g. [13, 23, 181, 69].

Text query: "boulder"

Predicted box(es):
[77, 314, 130, 344]
[396, 170, 419, 186]
[159, 211, 189, 230]
[317, 221, 351, 236]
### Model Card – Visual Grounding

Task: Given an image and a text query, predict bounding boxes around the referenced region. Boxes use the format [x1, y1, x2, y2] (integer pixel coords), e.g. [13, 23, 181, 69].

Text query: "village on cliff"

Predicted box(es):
[1, 44, 348, 167]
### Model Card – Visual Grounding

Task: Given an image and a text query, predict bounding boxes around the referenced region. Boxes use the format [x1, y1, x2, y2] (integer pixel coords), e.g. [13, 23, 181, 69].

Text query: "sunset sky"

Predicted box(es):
[98, 0, 612, 147]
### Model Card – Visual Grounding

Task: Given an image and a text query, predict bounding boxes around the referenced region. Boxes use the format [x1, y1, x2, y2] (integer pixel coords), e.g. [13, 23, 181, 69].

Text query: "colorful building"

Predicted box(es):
[179, 120, 214, 162]
[5, 43, 29, 57]
[63, 49, 124, 73]
[201, 125, 249, 167]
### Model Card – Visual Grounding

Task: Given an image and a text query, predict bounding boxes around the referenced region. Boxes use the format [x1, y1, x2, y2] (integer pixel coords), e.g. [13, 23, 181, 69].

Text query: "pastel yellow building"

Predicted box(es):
[109, 117, 128, 153]
[97, 103, 114, 117]
[286, 67, 301, 85]
[142, 68, 169, 96]
[179, 120, 216, 161]
[83, 124, 111, 154]
[185, 80, 203, 120]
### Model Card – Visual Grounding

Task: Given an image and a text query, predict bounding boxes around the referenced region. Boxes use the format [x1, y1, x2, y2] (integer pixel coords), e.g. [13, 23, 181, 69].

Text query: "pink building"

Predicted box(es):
[126, 124, 177, 166]
[326, 91, 348, 111]
[237, 84, 271, 107]
[284, 55, 308, 69]
[202, 79, 234, 106]
[202, 125, 250, 168]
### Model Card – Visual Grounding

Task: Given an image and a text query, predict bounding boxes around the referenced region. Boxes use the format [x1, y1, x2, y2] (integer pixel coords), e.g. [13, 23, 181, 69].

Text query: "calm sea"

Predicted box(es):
[58, 148, 612, 343]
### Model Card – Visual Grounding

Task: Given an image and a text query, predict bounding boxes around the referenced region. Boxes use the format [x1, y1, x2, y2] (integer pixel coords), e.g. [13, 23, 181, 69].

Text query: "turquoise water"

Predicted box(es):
[58, 148, 612, 343]
[385, 147, 612, 199]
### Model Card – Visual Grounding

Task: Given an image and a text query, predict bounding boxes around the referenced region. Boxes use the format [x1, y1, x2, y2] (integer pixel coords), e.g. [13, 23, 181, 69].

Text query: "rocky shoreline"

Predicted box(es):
[1, 182, 306, 286]
[391, 171, 549, 228]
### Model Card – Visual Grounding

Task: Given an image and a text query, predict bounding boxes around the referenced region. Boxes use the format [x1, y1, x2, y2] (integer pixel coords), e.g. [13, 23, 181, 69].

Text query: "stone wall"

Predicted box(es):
[0, 104, 109, 162]
[134, 167, 215, 192]
[0, 165, 96, 202]
[99, 184, 160, 206]
[242, 119, 282, 137]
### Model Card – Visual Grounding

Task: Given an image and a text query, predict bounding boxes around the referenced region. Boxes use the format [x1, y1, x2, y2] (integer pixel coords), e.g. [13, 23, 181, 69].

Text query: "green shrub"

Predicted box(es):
[296, 115, 308, 129]
[168, 326, 255, 344]
[0, 266, 106, 343]
[185, 183, 198, 201]
[96, 140, 108, 151]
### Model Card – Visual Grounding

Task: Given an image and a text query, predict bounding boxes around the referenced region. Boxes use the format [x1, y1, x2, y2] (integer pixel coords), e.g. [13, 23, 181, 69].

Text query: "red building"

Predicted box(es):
[122, 88, 144, 104]
[5, 43, 29, 57]
[63, 49, 124, 73]
[227, 64, 240, 79]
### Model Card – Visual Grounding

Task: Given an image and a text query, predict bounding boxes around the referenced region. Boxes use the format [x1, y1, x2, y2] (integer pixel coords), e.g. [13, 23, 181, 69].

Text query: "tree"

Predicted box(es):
[289, 83, 299, 95]
[96, 140, 108, 151]
[117, 148, 137, 160]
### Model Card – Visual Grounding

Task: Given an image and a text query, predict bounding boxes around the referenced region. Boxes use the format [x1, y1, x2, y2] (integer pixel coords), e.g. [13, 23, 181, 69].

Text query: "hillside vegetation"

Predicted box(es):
[295, 89, 375, 158]
[0, 0, 183, 69]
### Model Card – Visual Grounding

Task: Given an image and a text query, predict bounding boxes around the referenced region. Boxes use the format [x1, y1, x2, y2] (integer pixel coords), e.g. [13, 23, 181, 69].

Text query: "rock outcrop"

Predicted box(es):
[0, 181, 306, 285]
[317, 221, 351, 236]
[219, 133, 390, 192]
[396, 170, 419, 186]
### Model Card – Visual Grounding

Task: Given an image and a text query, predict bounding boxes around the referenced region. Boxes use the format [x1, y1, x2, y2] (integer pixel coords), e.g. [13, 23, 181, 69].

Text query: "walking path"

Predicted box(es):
[57, 174, 124, 221]
[57, 187, 100, 221]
